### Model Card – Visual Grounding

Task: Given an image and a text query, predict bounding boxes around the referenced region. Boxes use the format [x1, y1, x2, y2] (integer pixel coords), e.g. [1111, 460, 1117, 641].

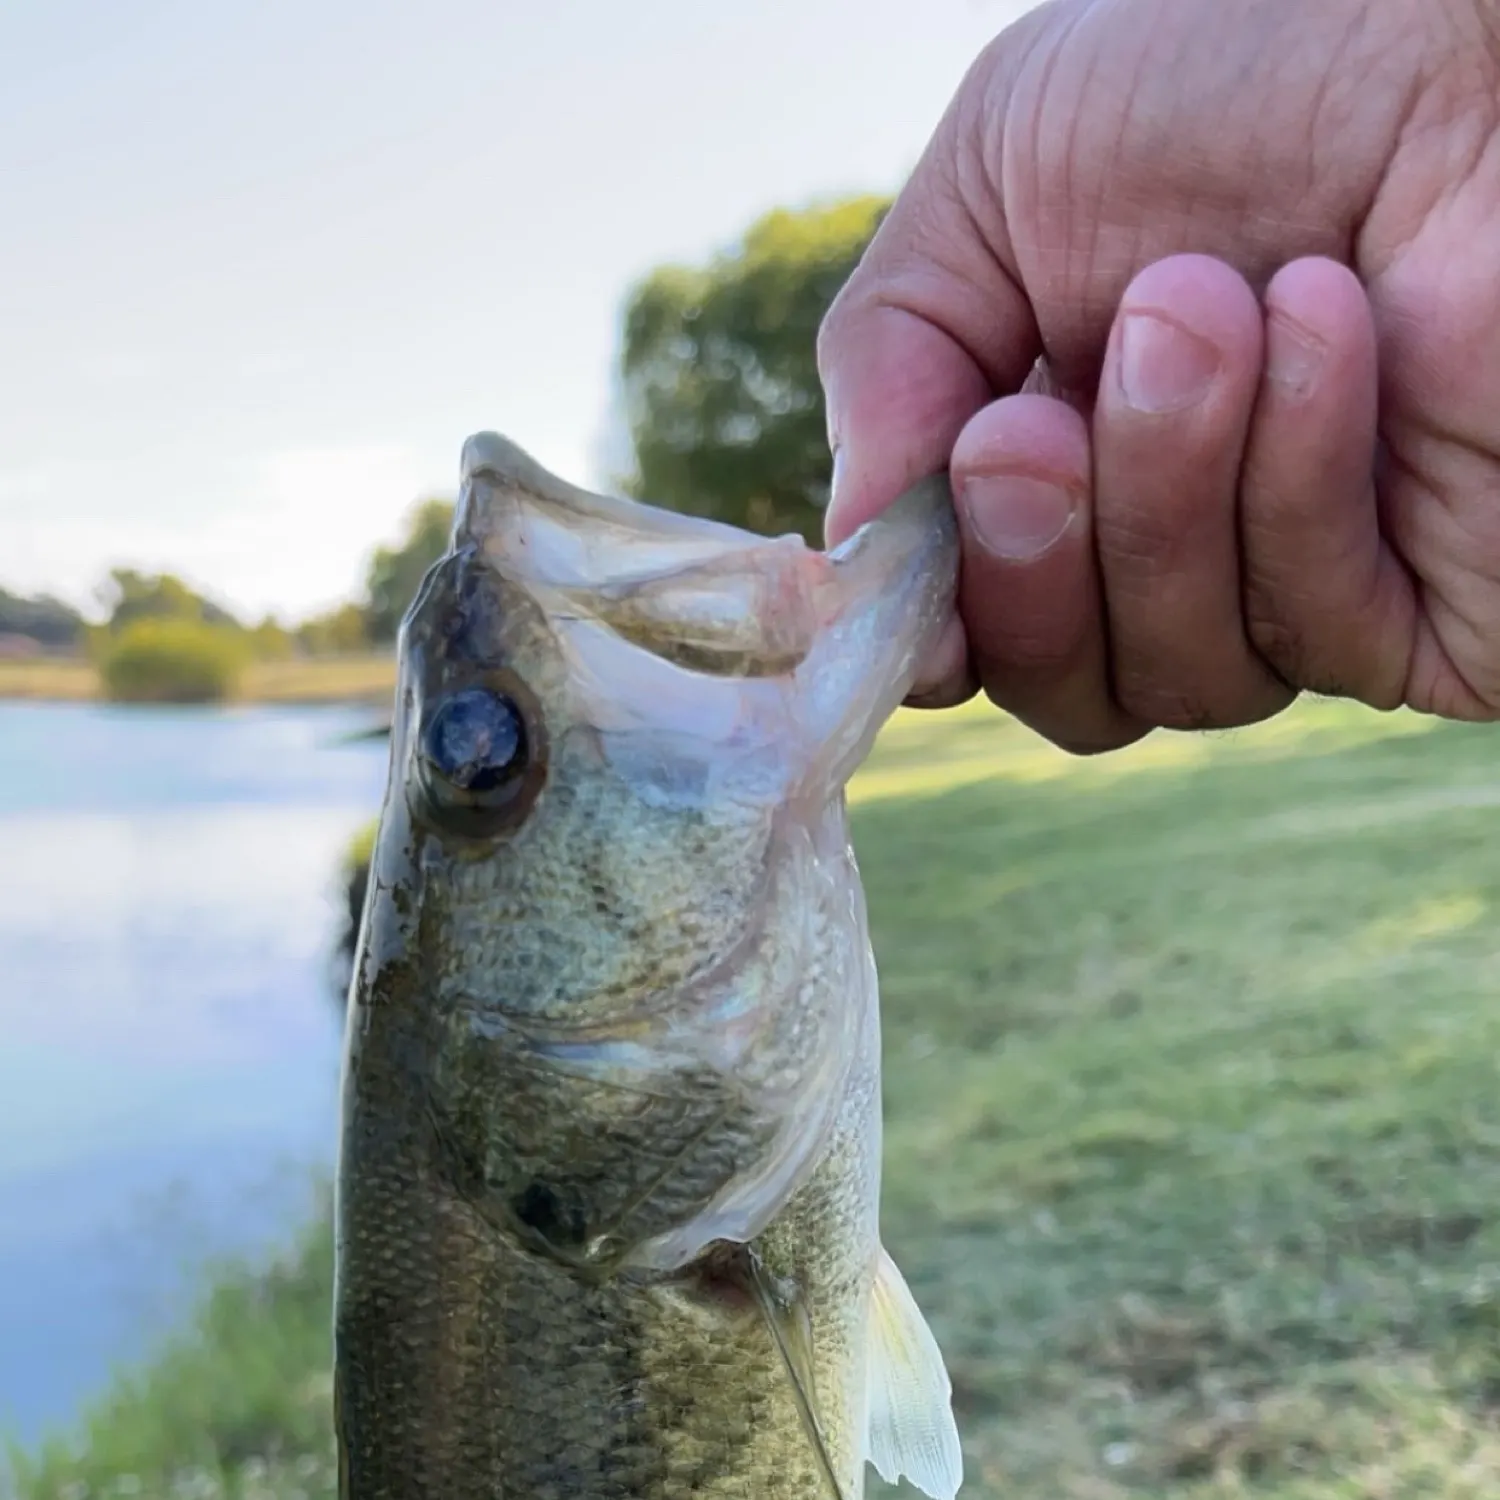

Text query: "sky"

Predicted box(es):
[0, 0, 1037, 622]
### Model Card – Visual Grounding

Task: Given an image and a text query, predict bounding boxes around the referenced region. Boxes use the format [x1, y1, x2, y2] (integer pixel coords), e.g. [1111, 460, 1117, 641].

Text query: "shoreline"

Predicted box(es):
[0, 654, 397, 707]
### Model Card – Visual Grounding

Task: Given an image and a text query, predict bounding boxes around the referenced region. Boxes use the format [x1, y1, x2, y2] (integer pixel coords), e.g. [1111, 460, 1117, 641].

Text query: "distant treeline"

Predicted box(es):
[3, 193, 890, 701]
[0, 501, 459, 701]
[0, 495, 457, 662]
[0, 587, 89, 650]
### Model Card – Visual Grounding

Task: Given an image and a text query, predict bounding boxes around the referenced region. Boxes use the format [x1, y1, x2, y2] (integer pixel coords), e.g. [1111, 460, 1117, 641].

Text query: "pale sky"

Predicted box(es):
[0, 0, 1035, 622]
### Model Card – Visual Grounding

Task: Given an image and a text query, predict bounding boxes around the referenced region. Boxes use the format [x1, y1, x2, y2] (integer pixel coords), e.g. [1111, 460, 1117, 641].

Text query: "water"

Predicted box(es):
[0, 701, 390, 1445]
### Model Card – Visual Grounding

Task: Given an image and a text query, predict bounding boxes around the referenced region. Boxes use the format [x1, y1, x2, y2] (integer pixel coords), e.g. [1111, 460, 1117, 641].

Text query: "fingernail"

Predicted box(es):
[962, 473, 1075, 561]
[1265, 309, 1326, 401]
[1118, 311, 1222, 413]
[829, 445, 845, 507]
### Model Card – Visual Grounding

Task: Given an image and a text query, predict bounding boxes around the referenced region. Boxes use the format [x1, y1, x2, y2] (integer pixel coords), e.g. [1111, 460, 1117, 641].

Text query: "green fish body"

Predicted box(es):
[334, 434, 964, 1499]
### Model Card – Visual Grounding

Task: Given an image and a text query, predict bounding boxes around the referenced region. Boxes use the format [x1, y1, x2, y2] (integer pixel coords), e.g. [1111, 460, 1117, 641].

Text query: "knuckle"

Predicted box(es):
[979, 685, 1142, 759]
[1243, 587, 1311, 684]
[1112, 663, 1292, 732]
[1048, 729, 1146, 758]
[981, 627, 1084, 678]
[1242, 559, 1409, 710]
[1113, 673, 1222, 732]
[1096, 508, 1196, 580]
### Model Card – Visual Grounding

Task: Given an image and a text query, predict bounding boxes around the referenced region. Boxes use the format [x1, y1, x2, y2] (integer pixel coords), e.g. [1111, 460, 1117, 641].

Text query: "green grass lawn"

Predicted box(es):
[12, 697, 1500, 1498]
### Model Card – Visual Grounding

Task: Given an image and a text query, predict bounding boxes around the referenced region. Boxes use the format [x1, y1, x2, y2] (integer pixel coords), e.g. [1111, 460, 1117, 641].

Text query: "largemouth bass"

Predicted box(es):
[335, 433, 964, 1500]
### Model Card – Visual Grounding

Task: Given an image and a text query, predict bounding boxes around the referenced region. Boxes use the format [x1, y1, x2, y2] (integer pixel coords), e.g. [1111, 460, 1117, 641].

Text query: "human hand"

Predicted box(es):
[819, 0, 1500, 751]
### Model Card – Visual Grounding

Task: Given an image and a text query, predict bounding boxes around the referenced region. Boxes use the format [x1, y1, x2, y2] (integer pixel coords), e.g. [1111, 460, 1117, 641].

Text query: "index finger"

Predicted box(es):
[815, 87, 1040, 547]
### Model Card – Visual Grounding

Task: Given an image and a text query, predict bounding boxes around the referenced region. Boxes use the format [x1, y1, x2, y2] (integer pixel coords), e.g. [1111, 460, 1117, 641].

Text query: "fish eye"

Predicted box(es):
[423, 687, 525, 791]
[416, 685, 534, 831]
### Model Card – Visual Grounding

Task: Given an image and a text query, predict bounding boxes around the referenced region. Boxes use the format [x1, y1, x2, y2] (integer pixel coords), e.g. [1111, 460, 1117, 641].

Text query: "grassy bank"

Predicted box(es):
[0, 654, 396, 706]
[13, 696, 1500, 1498]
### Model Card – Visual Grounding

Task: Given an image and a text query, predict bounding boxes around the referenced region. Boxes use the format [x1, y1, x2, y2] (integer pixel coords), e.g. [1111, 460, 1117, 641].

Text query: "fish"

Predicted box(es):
[334, 431, 965, 1500]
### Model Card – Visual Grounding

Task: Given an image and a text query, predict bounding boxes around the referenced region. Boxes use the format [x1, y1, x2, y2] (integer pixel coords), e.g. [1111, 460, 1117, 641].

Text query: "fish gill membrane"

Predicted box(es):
[334, 433, 965, 1500]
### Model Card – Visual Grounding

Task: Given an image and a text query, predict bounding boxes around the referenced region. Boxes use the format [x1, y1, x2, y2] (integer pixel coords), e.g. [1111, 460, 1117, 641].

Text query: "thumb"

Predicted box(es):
[816, 104, 1039, 550]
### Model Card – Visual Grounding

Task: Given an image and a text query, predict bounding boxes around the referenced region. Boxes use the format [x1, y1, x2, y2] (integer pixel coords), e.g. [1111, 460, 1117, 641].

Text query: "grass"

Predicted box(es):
[0, 655, 395, 706]
[12, 695, 1500, 1498]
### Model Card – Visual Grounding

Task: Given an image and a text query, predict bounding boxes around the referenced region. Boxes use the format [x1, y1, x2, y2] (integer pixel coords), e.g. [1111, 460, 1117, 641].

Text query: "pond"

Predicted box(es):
[0, 702, 389, 1444]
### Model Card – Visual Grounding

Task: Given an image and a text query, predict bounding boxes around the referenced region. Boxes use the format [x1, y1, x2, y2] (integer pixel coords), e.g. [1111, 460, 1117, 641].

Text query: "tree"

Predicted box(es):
[98, 569, 241, 634]
[616, 194, 889, 543]
[0, 586, 86, 649]
[97, 618, 252, 704]
[363, 497, 454, 644]
[249, 614, 295, 661]
[296, 602, 369, 657]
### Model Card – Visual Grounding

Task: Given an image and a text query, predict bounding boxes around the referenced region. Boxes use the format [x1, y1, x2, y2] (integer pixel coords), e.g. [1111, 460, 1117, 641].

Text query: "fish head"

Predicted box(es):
[356, 433, 956, 1277]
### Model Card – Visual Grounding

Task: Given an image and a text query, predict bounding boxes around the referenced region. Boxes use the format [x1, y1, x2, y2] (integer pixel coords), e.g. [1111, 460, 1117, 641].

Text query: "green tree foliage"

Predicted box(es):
[97, 618, 253, 704]
[0, 586, 86, 649]
[99, 569, 241, 635]
[617, 195, 889, 543]
[363, 498, 454, 644]
[295, 602, 370, 656]
[248, 614, 295, 661]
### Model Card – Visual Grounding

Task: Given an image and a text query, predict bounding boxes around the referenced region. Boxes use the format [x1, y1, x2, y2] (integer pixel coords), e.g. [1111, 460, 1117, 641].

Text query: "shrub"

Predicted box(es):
[97, 619, 252, 704]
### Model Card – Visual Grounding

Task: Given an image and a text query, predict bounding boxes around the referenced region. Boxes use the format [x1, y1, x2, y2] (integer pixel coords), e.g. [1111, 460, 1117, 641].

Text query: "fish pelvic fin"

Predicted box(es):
[866, 1244, 965, 1500]
[740, 1247, 850, 1500]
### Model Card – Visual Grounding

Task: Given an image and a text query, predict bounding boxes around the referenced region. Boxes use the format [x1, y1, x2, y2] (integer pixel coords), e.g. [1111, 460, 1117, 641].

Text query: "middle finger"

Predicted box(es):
[1092, 254, 1293, 730]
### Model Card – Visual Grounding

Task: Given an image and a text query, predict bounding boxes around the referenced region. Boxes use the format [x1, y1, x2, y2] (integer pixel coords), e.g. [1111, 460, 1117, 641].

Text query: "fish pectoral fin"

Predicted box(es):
[865, 1245, 965, 1500]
